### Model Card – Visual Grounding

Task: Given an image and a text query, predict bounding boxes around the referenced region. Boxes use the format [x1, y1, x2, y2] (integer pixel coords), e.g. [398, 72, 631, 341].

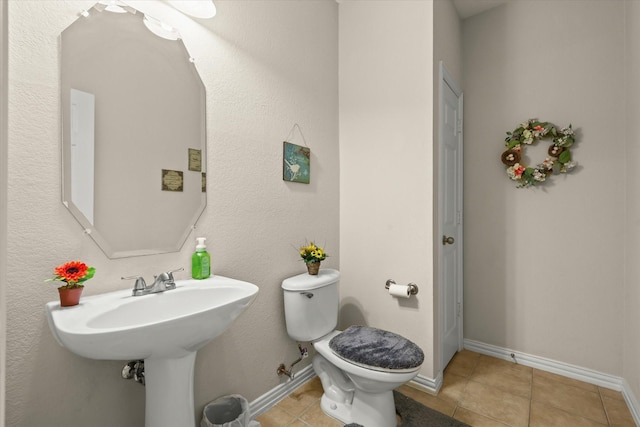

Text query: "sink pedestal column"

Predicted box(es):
[144, 352, 197, 427]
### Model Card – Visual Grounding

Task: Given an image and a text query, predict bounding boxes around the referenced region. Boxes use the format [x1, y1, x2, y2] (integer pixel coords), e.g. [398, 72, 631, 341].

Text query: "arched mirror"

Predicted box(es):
[61, 3, 206, 258]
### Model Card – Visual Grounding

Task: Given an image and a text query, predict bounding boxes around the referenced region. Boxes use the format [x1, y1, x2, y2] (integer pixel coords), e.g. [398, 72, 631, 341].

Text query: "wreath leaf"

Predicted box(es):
[558, 150, 571, 164]
[506, 140, 520, 150]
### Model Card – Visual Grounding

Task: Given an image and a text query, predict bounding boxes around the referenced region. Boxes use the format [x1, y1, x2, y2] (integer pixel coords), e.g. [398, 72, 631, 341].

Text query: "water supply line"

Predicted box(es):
[277, 343, 308, 379]
[122, 360, 145, 385]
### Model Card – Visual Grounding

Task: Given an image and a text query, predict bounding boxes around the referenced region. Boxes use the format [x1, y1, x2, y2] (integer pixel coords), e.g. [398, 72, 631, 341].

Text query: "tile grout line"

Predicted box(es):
[528, 369, 533, 427]
[296, 397, 322, 427]
[452, 353, 475, 419]
[597, 386, 612, 426]
[450, 375, 469, 421]
[452, 352, 479, 424]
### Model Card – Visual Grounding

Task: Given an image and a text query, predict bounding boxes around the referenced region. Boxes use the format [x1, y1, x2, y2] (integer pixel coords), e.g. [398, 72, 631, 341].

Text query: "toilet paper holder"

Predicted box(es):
[385, 279, 419, 296]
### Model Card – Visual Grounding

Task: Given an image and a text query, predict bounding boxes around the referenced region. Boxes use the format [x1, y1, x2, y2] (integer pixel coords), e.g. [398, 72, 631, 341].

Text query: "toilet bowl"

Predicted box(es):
[312, 330, 421, 427]
[282, 269, 424, 427]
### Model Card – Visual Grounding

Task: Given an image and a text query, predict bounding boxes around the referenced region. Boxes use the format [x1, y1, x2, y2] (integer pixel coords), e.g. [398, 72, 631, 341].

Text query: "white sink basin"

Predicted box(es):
[46, 275, 258, 360]
[45, 275, 259, 427]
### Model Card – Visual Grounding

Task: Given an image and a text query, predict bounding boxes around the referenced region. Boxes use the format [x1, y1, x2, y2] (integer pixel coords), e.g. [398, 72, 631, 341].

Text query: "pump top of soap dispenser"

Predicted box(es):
[196, 237, 207, 251]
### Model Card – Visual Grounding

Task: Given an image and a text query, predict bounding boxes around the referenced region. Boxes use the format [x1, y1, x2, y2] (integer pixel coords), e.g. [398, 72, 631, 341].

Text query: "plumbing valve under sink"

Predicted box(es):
[122, 360, 145, 385]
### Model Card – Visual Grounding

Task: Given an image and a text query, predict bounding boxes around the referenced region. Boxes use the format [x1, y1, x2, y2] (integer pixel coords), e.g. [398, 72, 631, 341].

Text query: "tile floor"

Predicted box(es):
[255, 350, 637, 427]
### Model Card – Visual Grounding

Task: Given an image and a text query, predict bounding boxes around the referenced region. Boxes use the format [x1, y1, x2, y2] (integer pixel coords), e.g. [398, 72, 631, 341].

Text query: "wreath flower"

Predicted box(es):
[502, 119, 578, 188]
[46, 260, 95, 289]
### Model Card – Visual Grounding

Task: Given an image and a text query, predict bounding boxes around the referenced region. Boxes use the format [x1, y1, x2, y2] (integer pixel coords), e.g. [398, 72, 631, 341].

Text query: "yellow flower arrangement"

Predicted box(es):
[299, 242, 327, 265]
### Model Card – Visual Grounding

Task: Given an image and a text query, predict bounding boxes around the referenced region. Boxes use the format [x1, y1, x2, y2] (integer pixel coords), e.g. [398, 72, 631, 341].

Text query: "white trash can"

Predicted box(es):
[201, 395, 261, 427]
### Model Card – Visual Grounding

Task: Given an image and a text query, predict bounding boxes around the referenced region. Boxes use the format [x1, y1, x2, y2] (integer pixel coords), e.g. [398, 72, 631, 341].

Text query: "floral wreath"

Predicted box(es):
[501, 119, 577, 188]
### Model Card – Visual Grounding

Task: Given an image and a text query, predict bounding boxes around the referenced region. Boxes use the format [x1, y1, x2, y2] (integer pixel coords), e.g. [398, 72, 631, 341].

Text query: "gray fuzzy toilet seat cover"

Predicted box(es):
[329, 325, 424, 370]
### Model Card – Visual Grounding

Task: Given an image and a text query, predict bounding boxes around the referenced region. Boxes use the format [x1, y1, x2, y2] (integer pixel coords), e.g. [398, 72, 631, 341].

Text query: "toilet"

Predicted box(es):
[282, 269, 424, 427]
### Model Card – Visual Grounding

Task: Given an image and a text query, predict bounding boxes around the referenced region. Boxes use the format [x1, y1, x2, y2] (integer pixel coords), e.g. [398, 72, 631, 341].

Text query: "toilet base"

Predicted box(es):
[319, 389, 397, 427]
[313, 354, 398, 427]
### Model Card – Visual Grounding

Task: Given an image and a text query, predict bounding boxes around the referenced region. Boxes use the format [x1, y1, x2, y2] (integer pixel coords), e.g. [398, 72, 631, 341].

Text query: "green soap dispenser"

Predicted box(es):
[191, 237, 211, 279]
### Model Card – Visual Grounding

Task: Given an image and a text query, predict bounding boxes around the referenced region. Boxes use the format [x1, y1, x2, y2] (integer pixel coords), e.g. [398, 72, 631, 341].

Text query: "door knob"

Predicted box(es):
[442, 235, 455, 245]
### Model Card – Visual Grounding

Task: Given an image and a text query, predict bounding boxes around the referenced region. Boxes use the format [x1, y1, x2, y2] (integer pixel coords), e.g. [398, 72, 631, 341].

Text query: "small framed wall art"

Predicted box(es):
[188, 148, 202, 172]
[283, 141, 310, 184]
[162, 169, 183, 192]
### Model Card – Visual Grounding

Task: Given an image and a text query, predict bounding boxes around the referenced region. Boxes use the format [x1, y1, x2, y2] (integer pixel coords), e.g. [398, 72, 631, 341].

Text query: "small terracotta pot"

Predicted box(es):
[58, 286, 84, 307]
[306, 262, 320, 275]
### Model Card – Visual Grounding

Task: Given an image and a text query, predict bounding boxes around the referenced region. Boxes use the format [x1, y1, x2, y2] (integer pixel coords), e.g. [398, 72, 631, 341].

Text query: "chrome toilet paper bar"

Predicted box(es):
[385, 279, 419, 296]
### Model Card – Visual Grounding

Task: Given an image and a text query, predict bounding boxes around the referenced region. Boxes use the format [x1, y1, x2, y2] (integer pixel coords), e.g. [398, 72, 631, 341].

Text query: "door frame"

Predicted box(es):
[1, 1, 7, 424]
[437, 61, 464, 373]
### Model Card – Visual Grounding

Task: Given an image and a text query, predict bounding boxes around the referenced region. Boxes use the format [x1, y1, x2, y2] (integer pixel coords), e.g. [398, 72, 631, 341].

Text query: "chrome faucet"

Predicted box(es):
[122, 268, 184, 296]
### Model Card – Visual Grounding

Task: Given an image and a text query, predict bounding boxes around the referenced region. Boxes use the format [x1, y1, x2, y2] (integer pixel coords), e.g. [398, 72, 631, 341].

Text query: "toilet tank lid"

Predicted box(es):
[282, 269, 340, 291]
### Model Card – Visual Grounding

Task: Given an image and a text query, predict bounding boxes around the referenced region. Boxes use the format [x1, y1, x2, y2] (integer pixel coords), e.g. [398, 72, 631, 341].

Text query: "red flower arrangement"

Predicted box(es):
[46, 260, 95, 289]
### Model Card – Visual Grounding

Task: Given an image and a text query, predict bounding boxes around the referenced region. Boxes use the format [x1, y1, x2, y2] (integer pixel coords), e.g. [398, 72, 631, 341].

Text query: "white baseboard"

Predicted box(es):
[249, 364, 315, 417]
[464, 338, 640, 426]
[464, 339, 622, 389]
[410, 372, 441, 394]
[622, 378, 640, 426]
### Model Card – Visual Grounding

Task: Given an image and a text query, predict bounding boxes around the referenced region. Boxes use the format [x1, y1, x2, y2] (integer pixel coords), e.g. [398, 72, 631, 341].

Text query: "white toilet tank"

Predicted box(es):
[282, 269, 340, 342]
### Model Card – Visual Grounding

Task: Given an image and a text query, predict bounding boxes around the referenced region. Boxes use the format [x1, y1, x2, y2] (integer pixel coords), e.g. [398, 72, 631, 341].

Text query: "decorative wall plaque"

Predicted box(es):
[283, 141, 310, 184]
[162, 169, 184, 192]
[188, 148, 202, 172]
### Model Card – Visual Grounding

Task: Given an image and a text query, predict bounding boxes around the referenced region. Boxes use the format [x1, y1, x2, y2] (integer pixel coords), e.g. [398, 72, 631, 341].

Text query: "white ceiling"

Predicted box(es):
[452, 0, 510, 19]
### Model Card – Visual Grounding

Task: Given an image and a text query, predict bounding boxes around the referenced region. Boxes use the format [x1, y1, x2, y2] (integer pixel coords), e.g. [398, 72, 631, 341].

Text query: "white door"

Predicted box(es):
[438, 62, 463, 371]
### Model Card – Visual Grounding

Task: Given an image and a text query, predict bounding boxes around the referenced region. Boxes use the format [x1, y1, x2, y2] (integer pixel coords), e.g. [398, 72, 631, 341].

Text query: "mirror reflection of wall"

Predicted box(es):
[61, 3, 207, 258]
[70, 89, 96, 225]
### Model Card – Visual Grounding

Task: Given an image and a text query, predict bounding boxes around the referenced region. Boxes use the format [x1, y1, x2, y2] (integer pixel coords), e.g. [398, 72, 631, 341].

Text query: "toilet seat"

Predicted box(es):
[332, 353, 418, 374]
[313, 330, 422, 378]
[329, 325, 424, 373]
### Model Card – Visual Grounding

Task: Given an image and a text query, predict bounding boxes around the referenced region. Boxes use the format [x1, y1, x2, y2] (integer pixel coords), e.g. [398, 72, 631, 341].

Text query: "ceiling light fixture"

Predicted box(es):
[98, 0, 128, 13]
[143, 14, 181, 40]
[167, 0, 216, 19]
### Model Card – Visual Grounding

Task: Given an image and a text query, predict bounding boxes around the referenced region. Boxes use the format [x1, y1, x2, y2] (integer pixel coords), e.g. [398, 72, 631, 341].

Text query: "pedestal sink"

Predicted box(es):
[45, 275, 259, 427]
